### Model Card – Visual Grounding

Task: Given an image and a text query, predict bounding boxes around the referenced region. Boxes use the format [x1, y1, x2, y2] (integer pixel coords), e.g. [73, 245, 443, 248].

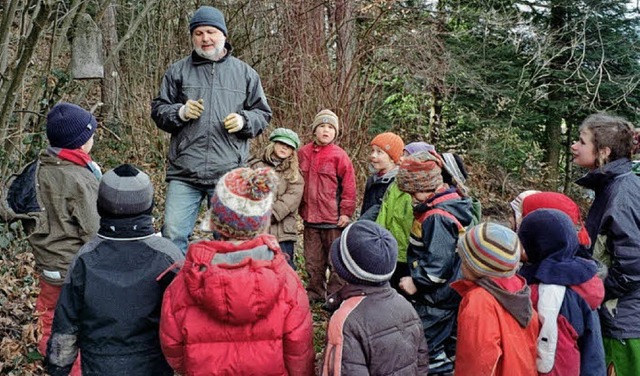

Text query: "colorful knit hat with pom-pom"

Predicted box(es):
[208, 167, 278, 240]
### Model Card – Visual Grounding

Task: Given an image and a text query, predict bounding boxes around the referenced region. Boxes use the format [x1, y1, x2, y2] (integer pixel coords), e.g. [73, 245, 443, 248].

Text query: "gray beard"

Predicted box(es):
[195, 45, 225, 61]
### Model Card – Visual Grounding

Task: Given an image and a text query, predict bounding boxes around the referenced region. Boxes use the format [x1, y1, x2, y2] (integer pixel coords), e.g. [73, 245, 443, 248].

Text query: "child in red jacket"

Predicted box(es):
[453, 222, 539, 376]
[298, 109, 357, 303]
[160, 167, 314, 376]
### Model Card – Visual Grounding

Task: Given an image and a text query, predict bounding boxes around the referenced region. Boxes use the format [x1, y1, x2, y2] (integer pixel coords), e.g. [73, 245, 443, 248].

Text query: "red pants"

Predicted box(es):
[36, 280, 82, 375]
[303, 227, 346, 300]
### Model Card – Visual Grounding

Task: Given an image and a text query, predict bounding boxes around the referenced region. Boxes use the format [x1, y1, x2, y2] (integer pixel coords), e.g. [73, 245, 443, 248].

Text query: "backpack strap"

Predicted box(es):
[417, 207, 465, 234]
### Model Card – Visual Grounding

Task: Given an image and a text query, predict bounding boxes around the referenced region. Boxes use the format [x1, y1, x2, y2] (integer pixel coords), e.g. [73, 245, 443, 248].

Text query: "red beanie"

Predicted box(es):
[522, 192, 591, 247]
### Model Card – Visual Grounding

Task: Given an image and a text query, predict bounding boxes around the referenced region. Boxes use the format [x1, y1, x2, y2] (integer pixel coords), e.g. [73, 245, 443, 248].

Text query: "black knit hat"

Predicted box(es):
[46, 102, 97, 149]
[330, 220, 397, 286]
[98, 164, 154, 218]
[189, 6, 227, 36]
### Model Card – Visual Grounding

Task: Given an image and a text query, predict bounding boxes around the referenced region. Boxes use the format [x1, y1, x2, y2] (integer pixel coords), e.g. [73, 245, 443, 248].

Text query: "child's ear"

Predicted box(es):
[600, 146, 611, 159]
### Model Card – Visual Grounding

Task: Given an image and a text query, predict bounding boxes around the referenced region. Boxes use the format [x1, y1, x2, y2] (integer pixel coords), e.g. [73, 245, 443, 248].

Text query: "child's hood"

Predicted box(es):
[181, 235, 287, 325]
[570, 275, 605, 309]
[518, 208, 597, 286]
[453, 275, 534, 328]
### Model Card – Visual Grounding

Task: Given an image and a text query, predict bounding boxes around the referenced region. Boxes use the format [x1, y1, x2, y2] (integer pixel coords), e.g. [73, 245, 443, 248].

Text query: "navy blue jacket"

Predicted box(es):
[576, 158, 640, 338]
[45, 215, 184, 376]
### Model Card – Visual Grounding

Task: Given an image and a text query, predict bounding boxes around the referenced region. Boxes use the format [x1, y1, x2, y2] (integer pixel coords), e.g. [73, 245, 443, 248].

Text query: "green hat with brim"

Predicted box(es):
[269, 127, 301, 150]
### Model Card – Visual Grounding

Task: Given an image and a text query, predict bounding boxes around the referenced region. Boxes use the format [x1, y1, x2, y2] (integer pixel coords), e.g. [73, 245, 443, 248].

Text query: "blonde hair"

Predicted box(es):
[260, 142, 300, 183]
[580, 113, 635, 167]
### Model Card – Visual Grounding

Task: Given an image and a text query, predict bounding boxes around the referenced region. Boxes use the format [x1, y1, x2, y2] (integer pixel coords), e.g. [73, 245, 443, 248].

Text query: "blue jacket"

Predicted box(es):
[406, 188, 474, 374]
[576, 158, 640, 338]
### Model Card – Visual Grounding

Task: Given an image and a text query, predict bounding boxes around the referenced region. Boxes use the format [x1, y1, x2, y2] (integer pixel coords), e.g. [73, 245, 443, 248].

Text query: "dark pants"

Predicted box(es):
[303, 226, 345, 301]
[279, 240, 297, 270]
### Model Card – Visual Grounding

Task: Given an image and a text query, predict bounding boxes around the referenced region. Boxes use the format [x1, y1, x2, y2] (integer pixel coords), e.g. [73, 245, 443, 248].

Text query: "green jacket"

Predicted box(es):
[376, 182, 413, 263]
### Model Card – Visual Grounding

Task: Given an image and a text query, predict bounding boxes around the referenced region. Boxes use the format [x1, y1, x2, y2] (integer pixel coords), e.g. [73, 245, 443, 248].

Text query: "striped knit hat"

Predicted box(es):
[458, 222, 522, 278]
[396, 151, 444, 194]
[208, 167, 277, 240]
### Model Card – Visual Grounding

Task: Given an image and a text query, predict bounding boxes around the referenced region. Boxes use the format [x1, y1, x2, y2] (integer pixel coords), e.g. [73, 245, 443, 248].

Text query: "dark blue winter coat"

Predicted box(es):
[45, 215, 184, 376]
[576, 158, 640, 339]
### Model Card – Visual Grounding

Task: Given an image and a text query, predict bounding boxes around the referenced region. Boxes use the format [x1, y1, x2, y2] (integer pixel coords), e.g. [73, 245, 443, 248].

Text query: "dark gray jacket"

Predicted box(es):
[322, 284, 429, 375]
[151, 45, 272, 186]
[576, 158, 640, 338]
[45, 215, 184, 376]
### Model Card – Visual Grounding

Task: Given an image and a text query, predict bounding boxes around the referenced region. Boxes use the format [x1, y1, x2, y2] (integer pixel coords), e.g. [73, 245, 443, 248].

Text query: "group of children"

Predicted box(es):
[1, 102, 639, 376]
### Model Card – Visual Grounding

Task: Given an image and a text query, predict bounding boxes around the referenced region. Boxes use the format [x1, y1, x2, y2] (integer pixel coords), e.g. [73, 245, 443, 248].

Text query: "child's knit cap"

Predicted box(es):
[403, 142, 435, 156]
[522, 192, 591, 247]
[98, 164, 154, 218]
[371, 132, 404, 163]
[330, 220, 397, 286]
[396, 151, 444, 194]
[208, 167, 277, 240]
[509, 190, 540, 230]
[46, 102, 97, 149]
[311, 109, 339, 134]
[189, 6, 227, 36]
[458, 222, 522, 278]
[269, 127, 300, 150]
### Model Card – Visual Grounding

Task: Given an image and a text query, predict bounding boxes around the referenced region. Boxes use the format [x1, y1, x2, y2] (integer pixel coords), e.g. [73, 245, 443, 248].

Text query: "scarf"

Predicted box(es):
[47, 146, 102, 180]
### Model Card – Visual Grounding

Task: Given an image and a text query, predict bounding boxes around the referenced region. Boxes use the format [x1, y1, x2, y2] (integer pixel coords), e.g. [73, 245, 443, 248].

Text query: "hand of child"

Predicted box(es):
[399, 277, 417, 295]
[337, 215, 350, 228]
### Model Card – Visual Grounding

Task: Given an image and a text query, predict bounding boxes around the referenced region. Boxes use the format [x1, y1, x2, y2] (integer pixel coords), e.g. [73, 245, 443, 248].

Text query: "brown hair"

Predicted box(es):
[579, 113, 635, 167]
[260, 142, 300, 183]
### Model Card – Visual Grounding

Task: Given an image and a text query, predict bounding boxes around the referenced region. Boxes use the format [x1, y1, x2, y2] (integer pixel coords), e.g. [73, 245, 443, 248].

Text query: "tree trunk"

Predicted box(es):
[543, 1, 567, 186]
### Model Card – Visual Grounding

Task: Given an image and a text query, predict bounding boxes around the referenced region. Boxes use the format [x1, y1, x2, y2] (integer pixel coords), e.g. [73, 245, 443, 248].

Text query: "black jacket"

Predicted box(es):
[45, 215, 184, 376]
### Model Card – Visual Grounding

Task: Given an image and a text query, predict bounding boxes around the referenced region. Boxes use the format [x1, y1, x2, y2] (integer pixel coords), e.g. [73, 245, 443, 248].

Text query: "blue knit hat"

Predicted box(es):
[189, 6, 227, 36]
[46, 102, 97, 149]
[331, 220, 397, 286]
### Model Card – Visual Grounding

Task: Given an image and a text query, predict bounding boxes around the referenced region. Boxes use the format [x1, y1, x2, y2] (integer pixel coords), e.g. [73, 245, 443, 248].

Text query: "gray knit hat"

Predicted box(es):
[330, 220, 397, 286]
[189, 6, 227, 36]
[98, 164, 154, 218]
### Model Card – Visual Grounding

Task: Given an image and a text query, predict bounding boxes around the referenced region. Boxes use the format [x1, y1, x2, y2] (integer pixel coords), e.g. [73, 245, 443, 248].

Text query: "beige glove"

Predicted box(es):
[223, 113, 244, 133]
[180, 99, 204, 120]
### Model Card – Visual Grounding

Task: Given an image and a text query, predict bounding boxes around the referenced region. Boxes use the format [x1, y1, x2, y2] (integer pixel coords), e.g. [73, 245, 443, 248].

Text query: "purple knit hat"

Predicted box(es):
[403, 142, 435, 156]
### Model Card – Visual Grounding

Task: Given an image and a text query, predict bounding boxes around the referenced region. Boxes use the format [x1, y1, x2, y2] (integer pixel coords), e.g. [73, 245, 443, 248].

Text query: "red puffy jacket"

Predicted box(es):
[298, 142, 356, 224]
[160, 235, 315, 375]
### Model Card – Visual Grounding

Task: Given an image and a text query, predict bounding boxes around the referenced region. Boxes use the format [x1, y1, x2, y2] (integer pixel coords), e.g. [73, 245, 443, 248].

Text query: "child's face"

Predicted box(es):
[273, 141, 294, 159]
[399, 150, 410, 163]
[411, 191, 435, 205]
[571, 129, 597, 169]
[461, 260, 480, 281]
[314, 123, 336, 145]
[369, 145, 395, 173]
[80, 134, 94, 154]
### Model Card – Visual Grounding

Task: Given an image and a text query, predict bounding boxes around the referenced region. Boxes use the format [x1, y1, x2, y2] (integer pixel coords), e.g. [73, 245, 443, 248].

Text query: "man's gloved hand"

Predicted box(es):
[179, 99, 204, 120]
[223, 113, 244, 133]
